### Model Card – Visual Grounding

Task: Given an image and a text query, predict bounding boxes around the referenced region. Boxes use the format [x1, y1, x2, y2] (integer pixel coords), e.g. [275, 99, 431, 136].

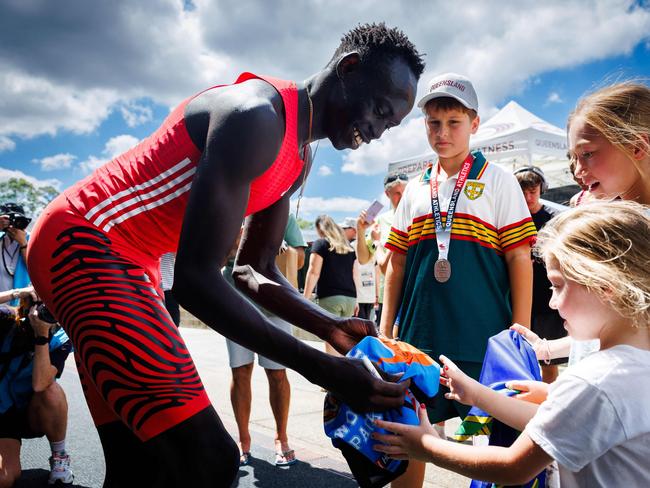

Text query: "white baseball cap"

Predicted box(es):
[417, 72, 479, 112]
[338, 217, 357, 229]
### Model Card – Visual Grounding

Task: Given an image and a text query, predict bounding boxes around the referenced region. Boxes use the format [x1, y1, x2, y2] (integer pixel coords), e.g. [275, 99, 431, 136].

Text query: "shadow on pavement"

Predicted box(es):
[14, 468, 93, 488]
[233, 458, 357, 488]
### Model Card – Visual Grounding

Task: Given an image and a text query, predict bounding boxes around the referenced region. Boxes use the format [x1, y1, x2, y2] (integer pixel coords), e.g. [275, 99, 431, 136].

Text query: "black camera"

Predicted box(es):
[6, 212, 31, 231]
[36, 302, 58, 324]
[1, 203, 31, 231]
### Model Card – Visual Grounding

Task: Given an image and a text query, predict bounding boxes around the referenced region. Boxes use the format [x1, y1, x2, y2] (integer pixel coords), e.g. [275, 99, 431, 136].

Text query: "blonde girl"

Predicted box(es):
[373, 201, 650, 487]
[569, 81, 650, 203]
[303, 215, 358, 355]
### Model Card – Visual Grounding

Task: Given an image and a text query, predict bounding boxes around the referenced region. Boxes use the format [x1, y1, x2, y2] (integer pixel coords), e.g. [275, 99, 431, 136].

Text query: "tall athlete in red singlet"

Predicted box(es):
[27, 24, 424, 487]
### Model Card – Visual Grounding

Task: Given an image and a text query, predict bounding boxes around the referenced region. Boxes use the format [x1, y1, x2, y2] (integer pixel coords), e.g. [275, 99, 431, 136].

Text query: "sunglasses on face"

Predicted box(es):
[384, 173, 409, 185]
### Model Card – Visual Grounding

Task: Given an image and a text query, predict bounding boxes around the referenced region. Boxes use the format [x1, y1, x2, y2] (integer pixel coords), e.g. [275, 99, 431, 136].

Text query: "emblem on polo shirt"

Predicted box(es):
[464, 181, 485, 200]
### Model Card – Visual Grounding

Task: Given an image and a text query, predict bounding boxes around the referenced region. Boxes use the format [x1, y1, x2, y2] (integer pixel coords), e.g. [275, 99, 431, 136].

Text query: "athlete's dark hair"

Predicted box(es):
[331, 23, 425, 79]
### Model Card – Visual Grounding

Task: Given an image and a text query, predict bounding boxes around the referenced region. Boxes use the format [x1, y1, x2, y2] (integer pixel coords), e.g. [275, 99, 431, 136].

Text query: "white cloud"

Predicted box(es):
[0, 0, 648, 146]
[0, 68, 118, 138]
[33, 153, 77, 171]
[342, 117, 431, 175]
[79, 134, 140, 174]
[317, 165, 333, 176]
[0, 136, 15, 152]
[290, 196, 371, 218]
[0, 166, 61, 190]
[120, 101, 153, 127]
[545, 91, 563, 105]
[104, 135, 140, 157]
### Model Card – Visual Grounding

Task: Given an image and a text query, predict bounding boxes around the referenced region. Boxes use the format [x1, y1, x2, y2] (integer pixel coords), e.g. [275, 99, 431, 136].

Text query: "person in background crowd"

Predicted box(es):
[340, 217, 376, 322]
[0, 204, 31, 306]
[355, 173, 409, 328]
[382, 73, 535, 488]
[160, 252, 180, 327]
[0, 288, 73, 486]
[515, 166, 567, 383]
[225, 214, 306, 468]
[303, 215, 357, 357]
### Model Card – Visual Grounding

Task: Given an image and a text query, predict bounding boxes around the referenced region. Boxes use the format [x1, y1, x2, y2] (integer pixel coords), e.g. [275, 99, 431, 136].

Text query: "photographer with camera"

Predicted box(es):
[0, 290, 73, 487]
[0, 203, 31, 306]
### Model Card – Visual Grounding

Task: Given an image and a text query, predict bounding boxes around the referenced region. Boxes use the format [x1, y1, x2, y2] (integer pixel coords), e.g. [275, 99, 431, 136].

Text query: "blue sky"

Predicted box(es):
[1, 0, 649, 224]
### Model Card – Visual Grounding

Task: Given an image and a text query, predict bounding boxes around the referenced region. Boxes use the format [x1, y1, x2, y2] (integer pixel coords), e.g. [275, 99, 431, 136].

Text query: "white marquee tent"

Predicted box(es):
[388, 101, 574, 189]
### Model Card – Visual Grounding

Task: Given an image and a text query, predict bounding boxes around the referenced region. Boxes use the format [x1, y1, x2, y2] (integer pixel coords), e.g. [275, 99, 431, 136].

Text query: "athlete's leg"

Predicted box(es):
[28, 202, 238, 487]
[99, 407, 238, 487]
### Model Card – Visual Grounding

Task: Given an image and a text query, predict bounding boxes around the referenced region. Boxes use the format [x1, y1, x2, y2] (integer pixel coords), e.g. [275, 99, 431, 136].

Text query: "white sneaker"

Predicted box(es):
[48, 453, 74, 485]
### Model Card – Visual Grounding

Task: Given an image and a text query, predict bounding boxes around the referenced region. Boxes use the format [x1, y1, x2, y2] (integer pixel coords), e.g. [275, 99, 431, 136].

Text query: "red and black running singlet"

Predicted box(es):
[64, 72, 305, 257]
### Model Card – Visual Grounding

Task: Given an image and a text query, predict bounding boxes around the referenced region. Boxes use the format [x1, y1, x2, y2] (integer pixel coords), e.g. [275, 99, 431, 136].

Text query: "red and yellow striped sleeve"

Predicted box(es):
[385, 227, 409, 254]
[499, 217, 537, 252]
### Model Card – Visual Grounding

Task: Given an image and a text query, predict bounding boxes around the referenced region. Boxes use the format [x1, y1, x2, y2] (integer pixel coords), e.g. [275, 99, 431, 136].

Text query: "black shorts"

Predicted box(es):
[532, 312, 568, 365]
[0, 406, 40, 441]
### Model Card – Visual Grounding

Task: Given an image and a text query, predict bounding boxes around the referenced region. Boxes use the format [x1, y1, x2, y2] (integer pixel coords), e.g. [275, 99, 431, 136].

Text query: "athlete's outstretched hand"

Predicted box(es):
[328, 316, 377, 355]
[321, 355, 409, 412]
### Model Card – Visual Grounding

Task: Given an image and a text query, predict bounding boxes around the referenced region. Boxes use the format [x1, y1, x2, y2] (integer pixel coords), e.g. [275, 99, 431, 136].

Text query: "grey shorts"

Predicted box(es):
[225, 315, 292, 370]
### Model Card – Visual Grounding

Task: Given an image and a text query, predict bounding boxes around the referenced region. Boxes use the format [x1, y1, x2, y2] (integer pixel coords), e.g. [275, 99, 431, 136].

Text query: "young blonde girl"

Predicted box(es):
[373, 201, 650, 487]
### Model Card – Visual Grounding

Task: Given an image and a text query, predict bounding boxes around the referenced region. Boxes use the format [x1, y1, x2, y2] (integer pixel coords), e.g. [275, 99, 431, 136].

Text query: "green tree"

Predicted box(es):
[0, 178, 59, 218]
[296, 217, 314, 230]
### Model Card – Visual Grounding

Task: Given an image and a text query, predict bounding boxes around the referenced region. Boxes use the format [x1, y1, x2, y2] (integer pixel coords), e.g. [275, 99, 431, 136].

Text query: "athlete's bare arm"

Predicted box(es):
[175, 81, 407, 411]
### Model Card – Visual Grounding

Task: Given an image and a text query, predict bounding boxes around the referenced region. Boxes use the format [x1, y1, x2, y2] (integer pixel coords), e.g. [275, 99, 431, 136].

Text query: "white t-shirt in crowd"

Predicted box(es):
[356, 259, 376, 304]
[525, 345, 650, 488]
[351, 239, 376, 304]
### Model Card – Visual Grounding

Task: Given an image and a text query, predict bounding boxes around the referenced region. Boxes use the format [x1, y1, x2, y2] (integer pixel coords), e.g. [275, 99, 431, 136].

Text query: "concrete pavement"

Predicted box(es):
[18, 327, 470, 487]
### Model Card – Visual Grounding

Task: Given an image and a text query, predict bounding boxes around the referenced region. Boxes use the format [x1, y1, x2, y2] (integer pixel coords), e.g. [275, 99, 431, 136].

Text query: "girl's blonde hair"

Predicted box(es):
[535, 201, 650, 328]
[314, 215, 354, 254]
[568, 82, 650, 162]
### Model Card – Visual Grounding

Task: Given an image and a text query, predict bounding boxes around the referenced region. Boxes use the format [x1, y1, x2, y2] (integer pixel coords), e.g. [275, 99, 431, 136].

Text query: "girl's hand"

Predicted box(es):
[506, 380, 549, 405]
[439, 355, 481, 406]
[509, 324, 551, 362]
[373, 403, 439, 462]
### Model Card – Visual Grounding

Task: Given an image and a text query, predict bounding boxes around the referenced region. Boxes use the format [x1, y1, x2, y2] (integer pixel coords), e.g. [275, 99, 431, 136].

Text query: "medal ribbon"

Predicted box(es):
[430, 153, 474, 261]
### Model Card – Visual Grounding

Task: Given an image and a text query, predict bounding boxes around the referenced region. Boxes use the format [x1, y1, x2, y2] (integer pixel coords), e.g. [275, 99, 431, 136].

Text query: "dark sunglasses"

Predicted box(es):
[384, 173, 409, 185]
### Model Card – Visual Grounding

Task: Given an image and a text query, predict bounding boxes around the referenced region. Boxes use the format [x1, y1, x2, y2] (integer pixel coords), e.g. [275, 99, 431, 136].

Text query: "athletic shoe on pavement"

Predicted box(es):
[48, 453, 74, 485]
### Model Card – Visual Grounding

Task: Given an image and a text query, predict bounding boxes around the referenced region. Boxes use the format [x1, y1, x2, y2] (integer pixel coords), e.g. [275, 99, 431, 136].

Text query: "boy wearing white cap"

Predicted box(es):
[382, 73, 535, 487]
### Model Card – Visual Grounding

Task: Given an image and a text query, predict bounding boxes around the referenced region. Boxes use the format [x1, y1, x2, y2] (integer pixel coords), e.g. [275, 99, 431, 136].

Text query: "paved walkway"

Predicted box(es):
[18, 327, 470, 487]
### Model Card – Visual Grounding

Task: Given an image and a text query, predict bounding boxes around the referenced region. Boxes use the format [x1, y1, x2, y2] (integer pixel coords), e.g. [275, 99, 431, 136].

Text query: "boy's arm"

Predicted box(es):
[379, 251, 405, 337]
[504, 245, 533, 328]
